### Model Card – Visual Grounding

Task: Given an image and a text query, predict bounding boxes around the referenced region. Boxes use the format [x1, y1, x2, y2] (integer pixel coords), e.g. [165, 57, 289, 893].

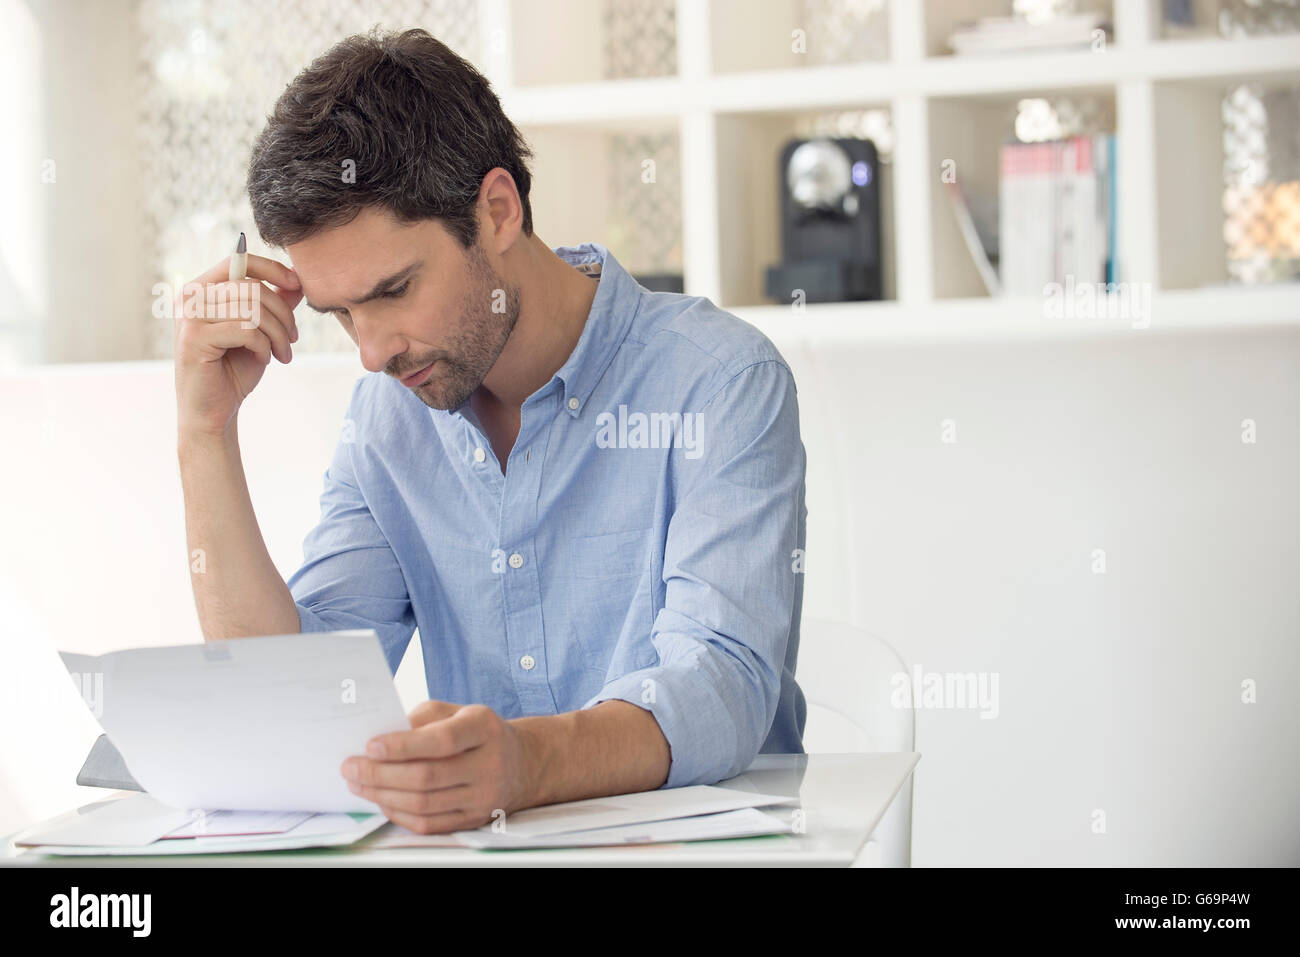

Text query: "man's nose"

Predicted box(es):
[353, 313, 406, 375]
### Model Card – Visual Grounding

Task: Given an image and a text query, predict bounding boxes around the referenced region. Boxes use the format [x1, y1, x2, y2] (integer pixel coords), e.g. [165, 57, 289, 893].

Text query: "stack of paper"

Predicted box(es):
[370, 784, 800, 850]
[14, 793, 387, 856]
[14, 786, 799, 856]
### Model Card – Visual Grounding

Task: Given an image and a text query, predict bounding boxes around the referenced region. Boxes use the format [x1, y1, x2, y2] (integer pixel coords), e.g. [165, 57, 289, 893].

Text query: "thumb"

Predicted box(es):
[408, 699, 462, 729]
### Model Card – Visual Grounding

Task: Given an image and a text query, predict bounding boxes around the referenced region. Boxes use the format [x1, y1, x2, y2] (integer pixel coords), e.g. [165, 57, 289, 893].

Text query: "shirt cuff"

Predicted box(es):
[582, 648, 766, 789]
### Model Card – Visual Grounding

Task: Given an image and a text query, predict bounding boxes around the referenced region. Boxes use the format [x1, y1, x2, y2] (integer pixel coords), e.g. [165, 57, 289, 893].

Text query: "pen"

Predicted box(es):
[229, 231, 247, 282]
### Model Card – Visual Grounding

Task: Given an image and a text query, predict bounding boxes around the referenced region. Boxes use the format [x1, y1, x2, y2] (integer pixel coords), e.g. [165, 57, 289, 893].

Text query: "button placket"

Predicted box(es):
[497, 393, 557, 713]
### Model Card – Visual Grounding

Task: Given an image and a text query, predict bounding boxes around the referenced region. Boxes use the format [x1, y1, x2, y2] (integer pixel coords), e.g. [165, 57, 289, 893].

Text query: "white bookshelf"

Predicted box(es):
[477, 0, 1300, 339]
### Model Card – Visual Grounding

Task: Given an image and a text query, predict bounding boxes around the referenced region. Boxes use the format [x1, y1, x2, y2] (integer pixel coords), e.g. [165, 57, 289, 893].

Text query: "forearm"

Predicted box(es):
[510, 700, 670, 808]
[178, 420, 300, 640]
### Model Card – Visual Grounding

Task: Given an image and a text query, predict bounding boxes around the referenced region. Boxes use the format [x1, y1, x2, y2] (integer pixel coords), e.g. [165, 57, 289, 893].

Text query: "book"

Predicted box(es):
[999, 134, 1116, 296]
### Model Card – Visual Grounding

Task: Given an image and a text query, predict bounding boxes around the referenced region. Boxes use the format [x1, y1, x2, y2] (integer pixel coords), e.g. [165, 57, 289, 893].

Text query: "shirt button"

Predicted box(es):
[508, 552, 524, 569]
[567, 397, 579, 411]
[473, 447, 486, 463]
[519, 655, 535, 671]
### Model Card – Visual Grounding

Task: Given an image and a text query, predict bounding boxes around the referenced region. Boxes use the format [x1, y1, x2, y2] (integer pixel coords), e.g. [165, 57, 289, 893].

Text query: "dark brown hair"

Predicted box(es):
[247, 27, 534, 250]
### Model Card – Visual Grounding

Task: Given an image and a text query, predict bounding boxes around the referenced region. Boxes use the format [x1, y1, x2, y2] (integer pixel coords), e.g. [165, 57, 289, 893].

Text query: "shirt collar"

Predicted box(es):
[549, 241, 640, 418]
[446, 240, 640, 421]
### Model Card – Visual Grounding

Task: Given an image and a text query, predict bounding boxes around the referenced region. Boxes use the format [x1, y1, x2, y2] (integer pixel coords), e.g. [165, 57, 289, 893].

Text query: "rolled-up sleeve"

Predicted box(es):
[286, 383, 417, 676]
[584, 358, 805, 788]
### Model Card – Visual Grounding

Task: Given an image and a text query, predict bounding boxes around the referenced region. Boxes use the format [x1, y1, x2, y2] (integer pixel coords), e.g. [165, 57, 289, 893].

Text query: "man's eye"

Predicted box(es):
[381, 282, 409, 299]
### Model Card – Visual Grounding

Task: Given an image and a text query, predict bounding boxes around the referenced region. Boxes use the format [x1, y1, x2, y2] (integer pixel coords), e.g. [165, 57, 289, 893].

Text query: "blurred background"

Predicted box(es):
[1, 0, 1297, 865]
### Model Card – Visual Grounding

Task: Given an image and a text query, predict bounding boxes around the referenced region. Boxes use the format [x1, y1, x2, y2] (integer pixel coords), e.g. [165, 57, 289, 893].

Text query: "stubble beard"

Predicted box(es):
[411, 241, 520, 412]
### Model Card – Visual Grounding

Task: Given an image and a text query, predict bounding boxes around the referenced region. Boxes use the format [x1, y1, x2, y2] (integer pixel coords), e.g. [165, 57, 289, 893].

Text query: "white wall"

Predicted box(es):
[0, 355, 429, 838]
[1, 325, 1297, 864]
[785, 324, 1300, 866]
[21, 0, 145, 364]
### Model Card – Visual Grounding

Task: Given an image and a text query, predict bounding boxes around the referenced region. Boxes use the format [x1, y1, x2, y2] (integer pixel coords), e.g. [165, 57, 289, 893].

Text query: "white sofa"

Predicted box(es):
[2, 320, 1297, 864]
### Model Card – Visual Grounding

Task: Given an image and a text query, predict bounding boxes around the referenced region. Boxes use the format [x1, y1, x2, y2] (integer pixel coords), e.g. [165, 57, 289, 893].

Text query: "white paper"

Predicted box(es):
[160, 809, 313, 839]
[362, 825, 468, 849]
[59, 630, 408, 813]
[451, 784, 798, 841]
[456, 806, 793, 849]
[21, 794, 387, 856]
[14, 793, 192, 847]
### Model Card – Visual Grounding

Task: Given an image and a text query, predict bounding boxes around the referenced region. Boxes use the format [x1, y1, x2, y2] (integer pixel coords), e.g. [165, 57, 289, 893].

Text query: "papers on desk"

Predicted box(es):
[15, 785, 798, 856]
[160, 809, 314, 839]
[39, 628, 801, 855]
[455, 807, 791, 850]
[59, 630, 408, 813]
[456, 783, 797, 841]
[14, 793, 386, 856]
[366, 784, 799, 850]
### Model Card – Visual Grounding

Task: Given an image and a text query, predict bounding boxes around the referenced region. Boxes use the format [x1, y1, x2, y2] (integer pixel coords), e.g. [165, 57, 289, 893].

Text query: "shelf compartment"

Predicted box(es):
[508, 0, 678, 87]
[714, 105, 896, 308]
[928, 88, 1118, 299]
[519, 117, 684, 285]
[922, 0, 1116, 59]
[709, 0, 890, 75]
[1154, 76, 1300, 290]
[1160, 0, 1300, 41]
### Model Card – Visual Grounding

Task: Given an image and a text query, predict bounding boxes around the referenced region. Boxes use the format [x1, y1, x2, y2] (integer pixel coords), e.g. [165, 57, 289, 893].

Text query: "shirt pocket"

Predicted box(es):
[565, 527, 651, 580]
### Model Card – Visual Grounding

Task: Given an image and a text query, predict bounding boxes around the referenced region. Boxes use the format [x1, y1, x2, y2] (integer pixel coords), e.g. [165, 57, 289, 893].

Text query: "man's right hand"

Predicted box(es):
[174, 252, 304, 438]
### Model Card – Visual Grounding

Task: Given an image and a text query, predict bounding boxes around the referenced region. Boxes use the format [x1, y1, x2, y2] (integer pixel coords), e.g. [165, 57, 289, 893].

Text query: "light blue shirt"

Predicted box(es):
[287, 241, 808, 788]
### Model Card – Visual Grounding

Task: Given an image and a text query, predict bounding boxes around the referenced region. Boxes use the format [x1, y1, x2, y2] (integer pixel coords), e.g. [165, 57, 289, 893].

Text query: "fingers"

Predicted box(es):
[182, 319, 274, 366]
[408, 699, 463, 729]
[344, 749, 475, 792]
[198, 252, 301, 293]
[370, 704, 489, 762]
[378, 805, 478, 836]
[353, 783, 472, 818]
[177, 280, 295, 363]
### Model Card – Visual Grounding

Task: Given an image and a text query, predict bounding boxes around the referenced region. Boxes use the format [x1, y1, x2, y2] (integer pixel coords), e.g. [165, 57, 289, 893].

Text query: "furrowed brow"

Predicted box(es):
[305, 262, 421, 314]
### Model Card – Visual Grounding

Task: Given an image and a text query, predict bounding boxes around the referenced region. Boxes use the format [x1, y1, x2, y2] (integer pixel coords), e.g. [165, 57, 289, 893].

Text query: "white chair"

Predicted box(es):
[797, 616, 916, 867]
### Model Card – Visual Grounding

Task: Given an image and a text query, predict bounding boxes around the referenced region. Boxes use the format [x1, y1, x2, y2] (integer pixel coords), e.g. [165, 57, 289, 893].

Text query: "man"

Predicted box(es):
[174, 27, 807, 835]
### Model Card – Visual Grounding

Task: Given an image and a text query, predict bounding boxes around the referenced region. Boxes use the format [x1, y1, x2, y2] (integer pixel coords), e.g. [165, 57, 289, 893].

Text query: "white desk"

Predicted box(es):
[1, 752, 918, 867]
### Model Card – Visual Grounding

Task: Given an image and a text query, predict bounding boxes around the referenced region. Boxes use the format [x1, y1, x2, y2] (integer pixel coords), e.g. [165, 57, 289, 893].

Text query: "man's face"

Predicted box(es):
[288, 206, 520, 411]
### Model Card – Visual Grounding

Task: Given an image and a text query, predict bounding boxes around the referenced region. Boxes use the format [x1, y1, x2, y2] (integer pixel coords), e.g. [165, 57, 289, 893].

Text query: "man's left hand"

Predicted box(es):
[340, 700, 537, 834]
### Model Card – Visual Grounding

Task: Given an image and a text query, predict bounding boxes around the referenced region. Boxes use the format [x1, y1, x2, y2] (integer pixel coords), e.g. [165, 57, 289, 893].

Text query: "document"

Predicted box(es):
[59, 630, 408, 813]
[450, 783, 798, 841]
[454, 807, 793, 849]
[15, 793, 386, 855]
[13, 794, 192, 848]
[159, 809, 314, 839]
[363, 785, 800, 850]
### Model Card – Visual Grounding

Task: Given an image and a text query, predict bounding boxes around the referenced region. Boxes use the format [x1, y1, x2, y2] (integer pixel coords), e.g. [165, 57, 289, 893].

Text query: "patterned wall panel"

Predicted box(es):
[1218, 0, 1300, 36]
[606, 131, 683, 277]
[1011, 96, 1114, 143]
[601, 0, 677, 79]
[1223, 83, 1300, 283]
[137, 0, 481, 357]
[1163, 0, 1300, 38]
[795, 0, 889, 64]
[599, 0, 682, 277]
[795, 109, 894, 161]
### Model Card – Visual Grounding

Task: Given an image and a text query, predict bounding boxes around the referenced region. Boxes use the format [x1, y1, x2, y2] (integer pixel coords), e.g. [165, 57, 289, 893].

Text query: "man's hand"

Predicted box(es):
[174, 252, 303, 440]
[340, 700, 538, 835]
